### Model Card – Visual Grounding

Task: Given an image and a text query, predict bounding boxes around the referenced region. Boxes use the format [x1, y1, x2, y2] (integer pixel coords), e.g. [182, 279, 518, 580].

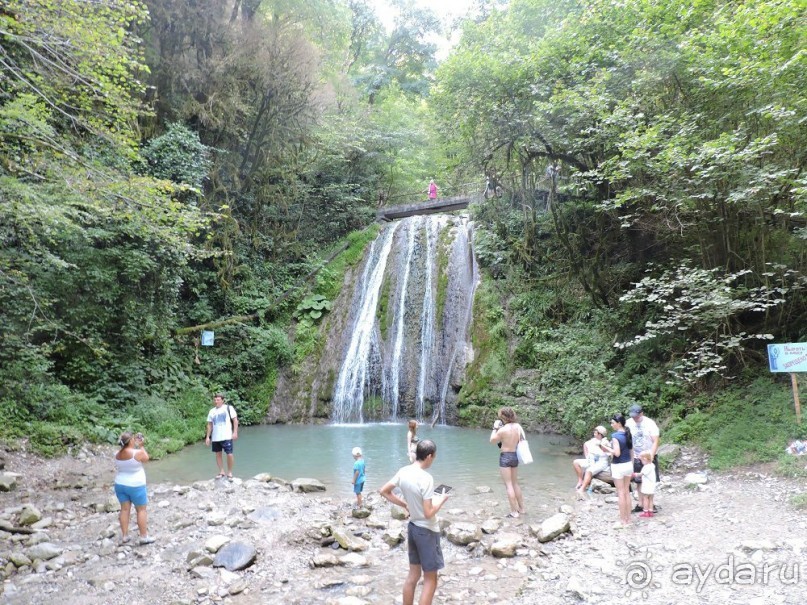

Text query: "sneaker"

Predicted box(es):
[138, 536, 155, 545]
[632, 504, 643, 513]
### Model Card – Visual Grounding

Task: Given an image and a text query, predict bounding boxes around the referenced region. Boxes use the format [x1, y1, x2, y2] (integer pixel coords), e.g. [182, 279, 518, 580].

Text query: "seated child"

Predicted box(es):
[576, 426, 611, 495]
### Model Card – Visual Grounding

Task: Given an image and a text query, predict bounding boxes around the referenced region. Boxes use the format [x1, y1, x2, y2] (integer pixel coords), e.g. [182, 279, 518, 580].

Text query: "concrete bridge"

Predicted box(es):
[376, 194, 480, 222]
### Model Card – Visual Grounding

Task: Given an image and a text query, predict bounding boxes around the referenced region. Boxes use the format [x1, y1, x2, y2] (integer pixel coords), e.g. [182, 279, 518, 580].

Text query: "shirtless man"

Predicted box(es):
[490, 407, 526, 517]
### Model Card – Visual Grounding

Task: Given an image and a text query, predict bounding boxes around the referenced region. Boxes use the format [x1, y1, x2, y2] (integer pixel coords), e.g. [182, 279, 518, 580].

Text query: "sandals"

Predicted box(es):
[506, 512, 520, 518]
[215, 473, 226, 479]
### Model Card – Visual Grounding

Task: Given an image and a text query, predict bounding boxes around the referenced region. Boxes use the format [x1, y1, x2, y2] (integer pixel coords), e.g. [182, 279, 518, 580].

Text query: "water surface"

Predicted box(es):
[150, 424, 577, 511]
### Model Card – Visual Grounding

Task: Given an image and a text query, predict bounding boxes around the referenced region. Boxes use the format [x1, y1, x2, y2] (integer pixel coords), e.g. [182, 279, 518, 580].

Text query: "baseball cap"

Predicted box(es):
[352, 447, 362, 456]
[594, 426, 607, 436]
[628, 404, 643, 418]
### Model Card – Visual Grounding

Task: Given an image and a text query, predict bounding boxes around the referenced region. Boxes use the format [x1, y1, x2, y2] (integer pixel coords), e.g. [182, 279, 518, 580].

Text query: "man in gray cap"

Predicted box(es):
[626, 404, 660, 512]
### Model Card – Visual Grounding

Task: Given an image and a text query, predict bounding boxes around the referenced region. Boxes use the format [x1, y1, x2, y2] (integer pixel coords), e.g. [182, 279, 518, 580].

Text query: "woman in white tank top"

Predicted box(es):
[113, 431, 153, 545]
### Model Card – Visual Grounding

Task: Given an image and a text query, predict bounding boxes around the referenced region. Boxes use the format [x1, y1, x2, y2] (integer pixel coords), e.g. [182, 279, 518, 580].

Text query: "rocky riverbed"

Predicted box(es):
[0, 444, 805, 604]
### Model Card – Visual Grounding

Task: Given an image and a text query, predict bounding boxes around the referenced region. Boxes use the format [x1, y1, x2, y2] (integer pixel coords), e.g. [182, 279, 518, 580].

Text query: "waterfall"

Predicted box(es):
[331, 214, 476, 424]
[331, 224, 397, 423]
[416, 217, 438, 420]
[384, 220, 416, 420]
[435, 219, 479, 425]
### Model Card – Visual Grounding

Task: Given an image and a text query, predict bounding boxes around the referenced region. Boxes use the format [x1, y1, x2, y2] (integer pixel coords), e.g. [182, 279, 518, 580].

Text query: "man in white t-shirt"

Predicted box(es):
[205, 393, 238, 480]
[379, 439, 450, 605]
[626, 404, 660, 510]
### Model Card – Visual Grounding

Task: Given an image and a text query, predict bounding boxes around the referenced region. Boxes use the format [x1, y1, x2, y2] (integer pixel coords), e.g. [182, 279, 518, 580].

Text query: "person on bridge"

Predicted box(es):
[427, 179, 438, 200]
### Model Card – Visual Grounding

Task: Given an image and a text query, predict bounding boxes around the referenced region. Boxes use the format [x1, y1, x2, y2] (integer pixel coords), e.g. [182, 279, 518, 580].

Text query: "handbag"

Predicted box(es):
[516, 427, 534, 465]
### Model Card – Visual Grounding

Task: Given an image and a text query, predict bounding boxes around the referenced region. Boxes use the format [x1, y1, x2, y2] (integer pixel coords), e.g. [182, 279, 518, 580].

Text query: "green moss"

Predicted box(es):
[456, 276, 511, 422]
[377, 272, 392, 340]
[435, 224, 452, 330]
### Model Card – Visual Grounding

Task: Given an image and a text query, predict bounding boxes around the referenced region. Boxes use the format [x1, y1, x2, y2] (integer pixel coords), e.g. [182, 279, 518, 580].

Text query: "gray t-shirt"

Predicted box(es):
[626, 417, 659, 456]
[390, 463, 438, 532]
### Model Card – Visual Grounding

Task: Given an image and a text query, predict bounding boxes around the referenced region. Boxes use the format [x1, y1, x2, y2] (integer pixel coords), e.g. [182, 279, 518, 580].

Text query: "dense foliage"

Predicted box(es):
[2, 0, 805, 473]
[436, 0, 806, 465]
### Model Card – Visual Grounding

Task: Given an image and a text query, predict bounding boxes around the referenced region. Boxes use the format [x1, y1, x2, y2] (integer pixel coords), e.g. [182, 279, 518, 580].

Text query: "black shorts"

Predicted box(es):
[632, 455, 660, 482]
[212, 440, 234, 454]
[407, 523, 444, 572]
[499, 452, 519, 468]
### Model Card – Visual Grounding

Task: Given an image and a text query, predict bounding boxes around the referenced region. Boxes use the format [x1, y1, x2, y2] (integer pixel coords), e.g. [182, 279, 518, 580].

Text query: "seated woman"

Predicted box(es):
[573, 426, 609, 489]
[576, 426, 611, 496]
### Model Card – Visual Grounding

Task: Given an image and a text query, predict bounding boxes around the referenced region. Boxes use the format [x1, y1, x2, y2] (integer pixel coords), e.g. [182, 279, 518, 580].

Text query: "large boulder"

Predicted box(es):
[532, 513, 571, 543]
[19, 505, 42, 526]
[332, 528, 369, 552]
[446, 522, 482, 546]
[213, 542, 257, 571]
[291, 478, 326, 493]
[27, 543, 63, 561]
[490, 532, 523, 558]
[0, 473, 17, 492]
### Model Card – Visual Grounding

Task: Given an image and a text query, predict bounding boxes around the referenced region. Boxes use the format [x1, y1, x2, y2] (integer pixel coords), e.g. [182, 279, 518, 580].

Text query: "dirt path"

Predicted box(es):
[1, 444, 805, 604]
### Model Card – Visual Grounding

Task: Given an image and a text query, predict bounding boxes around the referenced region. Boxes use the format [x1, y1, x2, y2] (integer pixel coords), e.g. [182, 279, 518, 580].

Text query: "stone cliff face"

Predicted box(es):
[269, 213, 478, 424]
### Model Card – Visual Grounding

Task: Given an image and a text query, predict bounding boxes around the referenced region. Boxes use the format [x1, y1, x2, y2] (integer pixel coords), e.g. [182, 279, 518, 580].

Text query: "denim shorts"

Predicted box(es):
[407, 522, 444, 572]
[212, 440, 234, 454]
[114, 483, 148, 506]
[353, 481, 365, 495]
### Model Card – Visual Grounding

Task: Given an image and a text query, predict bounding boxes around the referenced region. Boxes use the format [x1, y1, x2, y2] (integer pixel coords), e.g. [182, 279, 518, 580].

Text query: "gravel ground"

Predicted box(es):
[1, 443, 805, 605]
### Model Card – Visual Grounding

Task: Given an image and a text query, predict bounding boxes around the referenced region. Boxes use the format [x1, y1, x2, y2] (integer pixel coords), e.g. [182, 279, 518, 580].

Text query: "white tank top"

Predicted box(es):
[114, 449, 146, 487]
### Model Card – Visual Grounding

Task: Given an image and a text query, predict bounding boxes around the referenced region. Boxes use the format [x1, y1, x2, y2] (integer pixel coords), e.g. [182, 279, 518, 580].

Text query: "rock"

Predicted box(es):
[490, 532, 522, 558]
[228, 579, 248, 595]
[684, 472, 708, 486]
[346, 586, 371, 597]
[475, 486, 492, 494]
[740, 540, 778, 552]
[206, 511, 227, 526]
[311, 553, 341, 567]
[446, 522, 482, 546]
[0, 473, 17, 492]
[332, 528, 369, 552]
[390, 506, 408, 520]
[187, 552, 215, 567]
[31, 517, 53, 530]
[27, 542, 63, 561]
[291, 478, 326, 493]
[212, 542, 257, 571]
[533, 513, 570, 543]
[247, 506, 281, 524]
[566, 576, 589, 599]
[351, 508, 371, 519]
[19, 505, 42, 526]
[481, 518, 502, 534]
[339, 553, 369, 568]
[253, 472, 273, 482]
[365, 515, 387, 529]
[382, 526, 404, 547]
[204, 535, 231, 553]
[657, 443, 681, 468]
[9, 552, 32, 567]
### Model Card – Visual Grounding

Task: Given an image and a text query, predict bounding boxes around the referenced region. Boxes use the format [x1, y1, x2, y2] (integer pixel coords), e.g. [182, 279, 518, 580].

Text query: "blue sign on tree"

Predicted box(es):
[201, 331, 215, 346]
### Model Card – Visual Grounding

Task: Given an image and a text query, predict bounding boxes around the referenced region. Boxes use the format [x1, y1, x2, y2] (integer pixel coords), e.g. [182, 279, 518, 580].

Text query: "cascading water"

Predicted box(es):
[331, 225, 398, 423]
[331, 214, 478, 424]
[416, 217, 437, 419]
[383, 220, 416, 420]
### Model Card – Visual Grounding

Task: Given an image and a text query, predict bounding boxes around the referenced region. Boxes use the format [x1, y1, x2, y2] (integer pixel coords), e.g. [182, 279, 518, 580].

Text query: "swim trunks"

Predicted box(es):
[499, 452, 518, 468]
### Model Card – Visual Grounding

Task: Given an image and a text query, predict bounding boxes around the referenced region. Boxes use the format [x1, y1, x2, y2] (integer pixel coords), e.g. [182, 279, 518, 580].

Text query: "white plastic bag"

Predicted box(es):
[517, 428, 533, 465]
